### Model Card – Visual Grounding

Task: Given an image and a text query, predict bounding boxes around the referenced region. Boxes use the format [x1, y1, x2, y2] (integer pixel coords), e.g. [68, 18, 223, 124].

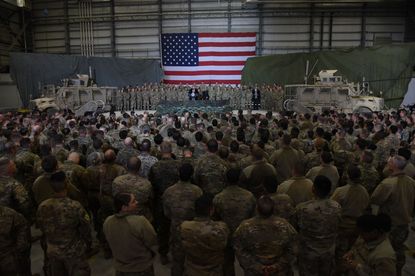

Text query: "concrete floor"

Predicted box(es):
[31, 225, 415, 276]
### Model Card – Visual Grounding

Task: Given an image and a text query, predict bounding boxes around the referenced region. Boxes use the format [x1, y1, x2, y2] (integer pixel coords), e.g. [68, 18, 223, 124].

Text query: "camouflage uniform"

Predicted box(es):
[180, 217, 229, 276]
[358, 162, 381, 195]
[370, 173, 415, 274]
[112, 173, 153, 222]
[95, 162, 126, 248]
[213, 185, 256, 276]
[346, 236, 396, 276]
[32, 173, 85, 207]
[269, 193, 295, 222]
[52, 146, 69, 164]
[0, 175, 31, 218]
[148, 157, 181, 258]
[306, 164, 340, 195]
[233, 215, 297, 276]
[270, 145, 303, 184]
[61, 160, 88, 194]
[162, 181, 203, 276]
[116, 146, 140, 168]
[295, 199, 341, 276]
[0, 206, 30, 276]
[14, 149, 40, 193]
[194, 153, 228, 195]
[37, 196, 92, 276]
[240, 159, 278, 198]
[137, 152, 158, 178]
[277, 176, 314, 206]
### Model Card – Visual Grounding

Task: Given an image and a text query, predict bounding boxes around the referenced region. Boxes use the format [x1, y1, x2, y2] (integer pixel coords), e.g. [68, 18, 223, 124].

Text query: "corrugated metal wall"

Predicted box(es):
[0, 2, 24, 69]
[27, 0, 409, 59]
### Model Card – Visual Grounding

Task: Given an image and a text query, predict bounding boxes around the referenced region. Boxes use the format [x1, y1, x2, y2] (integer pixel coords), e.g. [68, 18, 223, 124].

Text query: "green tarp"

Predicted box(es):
[242, 44, 415, 108]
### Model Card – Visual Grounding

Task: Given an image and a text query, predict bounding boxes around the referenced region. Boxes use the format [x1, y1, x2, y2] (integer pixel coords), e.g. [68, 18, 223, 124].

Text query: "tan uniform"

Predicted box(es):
[277, 176, 314, 206]
[370, 172, 415, 273]
[306, 164, 340, 195]
[270, 145, 303, 184]
[240, 159, 278, 199]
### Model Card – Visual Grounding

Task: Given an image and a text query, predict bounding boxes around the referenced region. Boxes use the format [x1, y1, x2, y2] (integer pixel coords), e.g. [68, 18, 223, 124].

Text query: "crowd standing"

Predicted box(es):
[117, 83, 283, 111]
[0, 106, 414, 276]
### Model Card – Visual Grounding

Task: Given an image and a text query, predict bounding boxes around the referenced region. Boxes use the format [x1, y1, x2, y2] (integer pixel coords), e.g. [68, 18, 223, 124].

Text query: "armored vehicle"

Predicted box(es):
[283, 70, 384, 113]
[31, 74, 118, 116]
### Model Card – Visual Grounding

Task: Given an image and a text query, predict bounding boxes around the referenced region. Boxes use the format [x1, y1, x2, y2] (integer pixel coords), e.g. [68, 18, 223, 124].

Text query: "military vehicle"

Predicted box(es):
[283, 70, 384, 113]
[31, 74, 118, 116]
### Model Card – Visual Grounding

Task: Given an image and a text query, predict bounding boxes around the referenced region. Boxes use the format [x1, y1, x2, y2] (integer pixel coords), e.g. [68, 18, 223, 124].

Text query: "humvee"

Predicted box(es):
[283, 70, 384, 114]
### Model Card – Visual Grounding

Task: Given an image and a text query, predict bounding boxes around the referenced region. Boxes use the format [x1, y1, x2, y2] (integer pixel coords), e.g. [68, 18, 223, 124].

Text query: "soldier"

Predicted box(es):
[263, 175, 295, 222]
[85, 152, 103, 235]
[32, 155, 84, 207]
[137, 139, 158, 178]
[240, 145, 278, 198]
[162, 163, 203, 276]
[331, 165, 370, 274]
[213, 168, 256, 276]
[277, 162, 314, 206]
[148, 141, 181, 264]
[234, 195, 298, 276]
[51, 134, 69, 164]
[14, 137, 40, 193]
[0, 205, 31, 276]
[270, 134, 304, 184]
[343, 214, 396, 276]
[115, 137, 140, 169]
[295, 175, 341, 276]
[104, 193, 157, 276]
[194, 139, 228, 195]
[112, 157, 153, 222]
[0, 157, 31, 218]
[96, 149, 126, 258]
[61, 152, 88, 195]
[383, 147, 415, 178]
[36, 171, 92, 276]
[180, 194, 229, 275]
[306, 151, 340, 195]
[370, 155, 415, 275]
[358, 150, 381, 195]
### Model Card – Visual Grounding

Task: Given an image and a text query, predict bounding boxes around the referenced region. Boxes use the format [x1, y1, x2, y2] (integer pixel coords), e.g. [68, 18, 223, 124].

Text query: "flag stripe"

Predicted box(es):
[199, 46, 256, 52]
[164, 80, 241, 85]
[199, 37, 256, 43]
[199, 32, 256, 38]
[199, 51, 255, 57]
[165, 75, 241, 81]
[164, 70, 242, 76]
[162, 32, 256, 85]
[198, 61, 246, 66]
[198, 42, 256, 47]
[199, 56, 254, 62]
[164, 65, 244, 71]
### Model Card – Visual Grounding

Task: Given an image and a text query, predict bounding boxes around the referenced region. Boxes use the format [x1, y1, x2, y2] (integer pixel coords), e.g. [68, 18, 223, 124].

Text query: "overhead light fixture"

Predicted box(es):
[17, 0, 25, 8]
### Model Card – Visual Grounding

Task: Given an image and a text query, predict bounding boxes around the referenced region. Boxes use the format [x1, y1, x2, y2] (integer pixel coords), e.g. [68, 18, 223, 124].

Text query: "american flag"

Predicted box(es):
[161, 32, 256, 85]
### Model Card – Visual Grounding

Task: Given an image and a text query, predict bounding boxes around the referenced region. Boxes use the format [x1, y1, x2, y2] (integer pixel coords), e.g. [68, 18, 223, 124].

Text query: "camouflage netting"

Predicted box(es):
[155, 100, 232, 115]
[242, 43, 415, 108]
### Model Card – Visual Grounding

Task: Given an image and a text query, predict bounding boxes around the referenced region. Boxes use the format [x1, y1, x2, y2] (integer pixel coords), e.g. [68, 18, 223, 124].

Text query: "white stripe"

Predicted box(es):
[163, 65, 244, 71]
[164, 75, 242, 81]
[199, 37, 256, 43]
[199, 46, 256, 52]
[199, 56, 253, 62]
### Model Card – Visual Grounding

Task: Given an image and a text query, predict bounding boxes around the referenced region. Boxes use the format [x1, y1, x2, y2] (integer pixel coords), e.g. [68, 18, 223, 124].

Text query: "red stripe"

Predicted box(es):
[199, 33, 256, 38]
[164, 70, 242, 76]
[164, 80, 241, 85]
[199, 42, 256, 47]
[199, 51, 255, 57]
[199, 61, 246, 66]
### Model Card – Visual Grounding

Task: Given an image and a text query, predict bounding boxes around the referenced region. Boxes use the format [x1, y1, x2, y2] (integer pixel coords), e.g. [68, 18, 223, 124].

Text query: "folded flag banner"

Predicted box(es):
[161, 32, 256, 85]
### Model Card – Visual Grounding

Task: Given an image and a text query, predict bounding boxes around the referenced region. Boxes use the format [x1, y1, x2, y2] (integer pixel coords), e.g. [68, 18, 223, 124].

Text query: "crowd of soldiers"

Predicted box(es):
[117, 83, 284, 111]
[0, 106, 415, 276]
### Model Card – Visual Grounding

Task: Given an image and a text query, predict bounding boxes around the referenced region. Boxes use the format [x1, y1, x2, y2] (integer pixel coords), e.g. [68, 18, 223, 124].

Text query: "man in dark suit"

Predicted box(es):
[188, 88, 199, 101]
[251, 86, 261, 110]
